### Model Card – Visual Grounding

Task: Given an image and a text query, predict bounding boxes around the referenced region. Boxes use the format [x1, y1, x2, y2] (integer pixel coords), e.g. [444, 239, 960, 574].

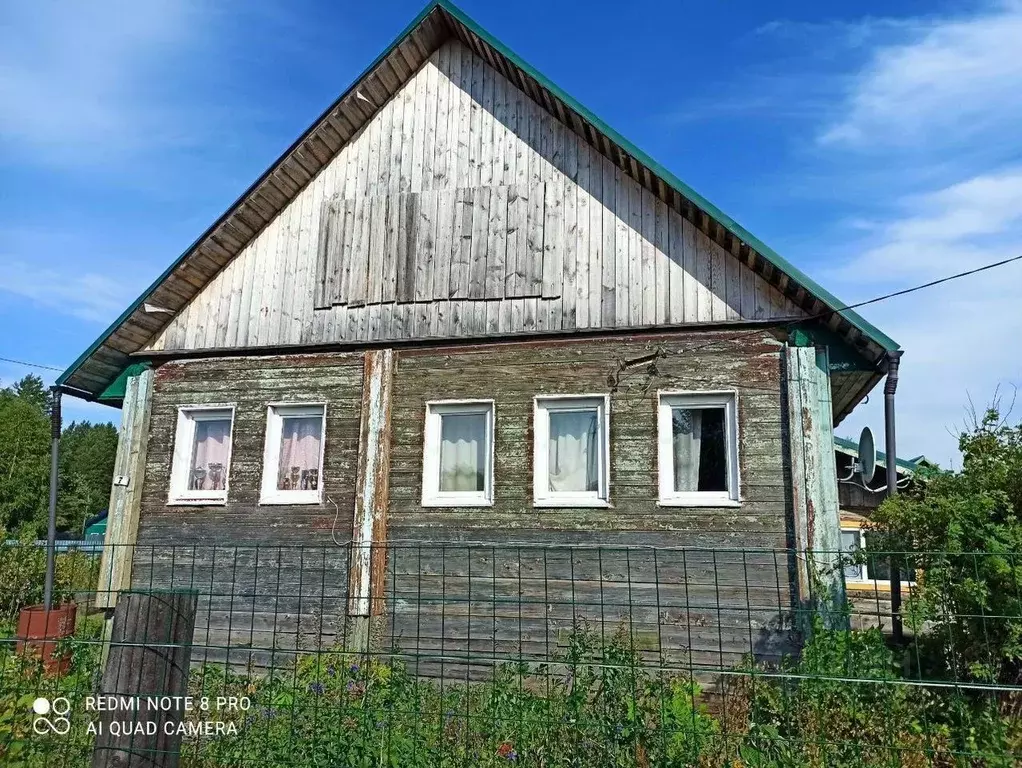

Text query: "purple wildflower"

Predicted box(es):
[349, 663, 360, 674]
[308, 681, 325, 695]
[326, 665, 336, 677]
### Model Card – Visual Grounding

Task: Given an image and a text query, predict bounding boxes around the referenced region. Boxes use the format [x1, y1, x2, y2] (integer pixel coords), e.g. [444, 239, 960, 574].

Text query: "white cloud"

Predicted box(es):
[771, 3, 1022, 466]
[0, 259, 130, 323]
[819, 2, 1022, 150]
[0, 0, 204, 167]
[829, 171, 1022, 468]
[831, 169, 1022, 281]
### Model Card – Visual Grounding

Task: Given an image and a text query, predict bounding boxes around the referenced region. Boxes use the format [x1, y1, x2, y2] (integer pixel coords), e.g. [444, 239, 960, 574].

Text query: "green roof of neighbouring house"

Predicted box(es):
[834, 435, 929, 474]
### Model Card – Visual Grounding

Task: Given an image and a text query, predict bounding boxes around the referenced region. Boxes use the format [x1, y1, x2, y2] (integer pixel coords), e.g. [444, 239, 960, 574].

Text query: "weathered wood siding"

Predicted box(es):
[147, 39, 803, 353]
[127, 332, 800, 674]
[383, 330, 797, 673]
[129, 353, 364, 666]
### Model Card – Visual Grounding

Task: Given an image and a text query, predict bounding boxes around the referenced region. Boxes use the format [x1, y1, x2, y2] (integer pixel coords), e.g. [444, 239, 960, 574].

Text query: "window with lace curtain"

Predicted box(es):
[533, 395, 609, 507]
[169, 405, 236, 504]
[260, 404, 327, 504]
[421, 401, 494, 507]
[657, 391, 739, 506]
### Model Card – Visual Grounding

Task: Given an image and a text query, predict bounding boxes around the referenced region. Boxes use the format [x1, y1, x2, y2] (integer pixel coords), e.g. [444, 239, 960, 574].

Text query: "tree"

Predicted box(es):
[11, 373, 51, 414]
[0, 378, 50, 533]
[59, 420, 118, 533]
[870, 403, 1022, 686]
[0, 375, 119, 536]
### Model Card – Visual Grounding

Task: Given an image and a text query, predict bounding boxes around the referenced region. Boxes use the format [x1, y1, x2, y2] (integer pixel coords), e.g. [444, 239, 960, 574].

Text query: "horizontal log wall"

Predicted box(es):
[129, 331, 800, 675]
[147, 39, 803, 353]
[384, 330, 798, 673]
[131, 353, 365, 666]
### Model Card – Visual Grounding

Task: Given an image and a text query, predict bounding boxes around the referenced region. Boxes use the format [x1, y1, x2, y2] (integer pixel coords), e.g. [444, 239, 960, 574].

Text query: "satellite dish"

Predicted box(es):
[857, 426, 876, 484]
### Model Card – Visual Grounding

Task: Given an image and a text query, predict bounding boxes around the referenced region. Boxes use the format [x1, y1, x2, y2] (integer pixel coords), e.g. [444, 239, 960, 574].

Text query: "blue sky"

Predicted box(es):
[1, 0, 1020, 467]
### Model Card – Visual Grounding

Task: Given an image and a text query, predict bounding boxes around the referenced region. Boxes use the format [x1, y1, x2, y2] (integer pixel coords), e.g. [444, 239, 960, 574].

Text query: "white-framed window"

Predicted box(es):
[260, 403, 327, 505]
[841, 527, 917, 587]
[533, 395, 610, 507]
[169, 405, 236, 504]
[657, 391, 739, 507]
[422, 400, 494, 507]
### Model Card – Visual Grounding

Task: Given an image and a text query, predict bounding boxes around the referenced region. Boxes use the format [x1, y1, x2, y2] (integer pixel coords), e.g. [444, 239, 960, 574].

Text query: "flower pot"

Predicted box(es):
[16, 603, 77, 676]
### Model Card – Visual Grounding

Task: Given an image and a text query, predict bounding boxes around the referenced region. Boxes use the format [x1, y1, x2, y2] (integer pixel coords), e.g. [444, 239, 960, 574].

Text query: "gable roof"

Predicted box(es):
[58, 0, 899, 410]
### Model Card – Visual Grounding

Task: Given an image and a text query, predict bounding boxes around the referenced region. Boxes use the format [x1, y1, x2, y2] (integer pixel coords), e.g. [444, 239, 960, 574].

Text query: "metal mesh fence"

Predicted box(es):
[1, 541, 1019, 766]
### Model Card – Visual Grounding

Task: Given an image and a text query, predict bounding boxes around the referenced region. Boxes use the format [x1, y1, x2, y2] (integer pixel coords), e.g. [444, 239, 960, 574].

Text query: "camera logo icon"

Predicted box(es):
[32, 697, 71, 735]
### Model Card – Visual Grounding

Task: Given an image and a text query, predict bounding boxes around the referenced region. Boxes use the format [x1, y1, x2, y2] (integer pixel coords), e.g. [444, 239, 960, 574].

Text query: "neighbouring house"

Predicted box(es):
[833, 437, 929, 629]
[58, 1, 902, 672]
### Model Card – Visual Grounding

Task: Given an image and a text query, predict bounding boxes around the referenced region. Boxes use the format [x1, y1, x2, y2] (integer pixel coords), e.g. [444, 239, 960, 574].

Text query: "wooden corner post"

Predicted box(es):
[785, 344, 845, 631]
[96, 366, 155, 611]
[347, 349, 395, 650]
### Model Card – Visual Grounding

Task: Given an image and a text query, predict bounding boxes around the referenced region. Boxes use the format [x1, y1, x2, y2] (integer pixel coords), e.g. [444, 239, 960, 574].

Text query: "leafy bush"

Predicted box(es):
[0, 537, 97, 629]
[1, 616, 1018, 767]
[710, 621, 1022, 768]
[184, 627, 717, 768]
[870, 407, 1022, 688]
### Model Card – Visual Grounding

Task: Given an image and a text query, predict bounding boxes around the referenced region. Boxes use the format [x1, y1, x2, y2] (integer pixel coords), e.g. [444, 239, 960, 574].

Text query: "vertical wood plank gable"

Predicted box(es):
[468, 185, 490, 298]
[484, 184, 508, 299]
[505, 185, 526, 296]
[313, 200, 335, 310]
[451, 187, 474, 299]
[152, 39, 812, 354]
[396, 192, 418, 303]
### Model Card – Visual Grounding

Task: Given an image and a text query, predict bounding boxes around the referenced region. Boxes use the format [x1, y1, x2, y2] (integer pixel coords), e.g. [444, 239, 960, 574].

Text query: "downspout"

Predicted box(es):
[42, 387, 62, 609]
[884, 350, 904, 644]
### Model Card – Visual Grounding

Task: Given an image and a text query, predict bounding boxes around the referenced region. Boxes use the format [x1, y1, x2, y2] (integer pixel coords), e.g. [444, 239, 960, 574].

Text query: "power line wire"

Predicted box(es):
[825, 252, 1022, 315]
[671, 252, 1022, 357]
[0, 356, 63, 373]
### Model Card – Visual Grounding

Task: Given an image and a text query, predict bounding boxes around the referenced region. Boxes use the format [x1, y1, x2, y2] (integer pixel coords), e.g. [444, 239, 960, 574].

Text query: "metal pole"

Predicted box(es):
[884, 351, 903, 644]
[42, 387, 62, 610]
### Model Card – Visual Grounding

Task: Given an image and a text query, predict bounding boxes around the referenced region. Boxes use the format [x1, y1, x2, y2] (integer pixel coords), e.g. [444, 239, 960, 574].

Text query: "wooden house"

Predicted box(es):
[59, 2, 901, 671]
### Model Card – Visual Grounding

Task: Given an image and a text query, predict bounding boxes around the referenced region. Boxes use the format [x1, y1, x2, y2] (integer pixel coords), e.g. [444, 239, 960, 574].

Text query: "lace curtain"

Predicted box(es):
[547, 410, 599, 493]
[189, 419, 232, 491]
[277, 416, 323, 490]
[439, 413, 486, 492]
[671, 408, 702, 492]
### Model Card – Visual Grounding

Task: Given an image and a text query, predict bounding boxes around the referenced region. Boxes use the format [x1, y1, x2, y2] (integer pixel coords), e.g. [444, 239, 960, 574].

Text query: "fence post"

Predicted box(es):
[91, 589, 198, 768]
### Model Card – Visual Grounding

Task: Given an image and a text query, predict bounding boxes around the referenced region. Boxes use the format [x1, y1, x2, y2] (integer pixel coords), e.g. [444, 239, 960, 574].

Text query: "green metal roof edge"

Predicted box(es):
[56, 2, 442, 392]
[436, 0, 899, 354]
[60, 0, 898, 394]
[96, 361, 151, 403]
[833, 435, 922, 473]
